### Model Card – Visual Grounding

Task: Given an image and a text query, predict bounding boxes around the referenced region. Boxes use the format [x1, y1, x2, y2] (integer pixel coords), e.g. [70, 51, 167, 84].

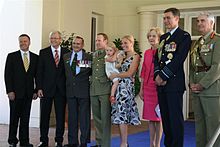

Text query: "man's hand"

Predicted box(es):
[190, 83, 204, 93]
[155, 75, 167, 86]
[8, 92, 15, 101]
[37, 89, 44, 98]
[32, 93, 38, 100]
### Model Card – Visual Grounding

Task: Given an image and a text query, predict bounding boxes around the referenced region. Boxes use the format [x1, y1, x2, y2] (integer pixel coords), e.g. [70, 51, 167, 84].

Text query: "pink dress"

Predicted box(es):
[140, 48, 161, 121]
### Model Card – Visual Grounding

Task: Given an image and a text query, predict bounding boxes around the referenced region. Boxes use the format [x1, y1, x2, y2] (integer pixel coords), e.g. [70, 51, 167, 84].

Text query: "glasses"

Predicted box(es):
[50, 37, 61, 40]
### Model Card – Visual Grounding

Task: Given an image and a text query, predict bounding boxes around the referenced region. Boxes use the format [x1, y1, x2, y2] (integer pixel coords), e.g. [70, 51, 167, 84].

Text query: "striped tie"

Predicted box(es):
[54, 49, 59, 67]
[23, 52, 29, 72]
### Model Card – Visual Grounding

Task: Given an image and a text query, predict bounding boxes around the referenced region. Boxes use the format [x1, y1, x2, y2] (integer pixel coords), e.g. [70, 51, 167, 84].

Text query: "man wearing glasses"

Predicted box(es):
[36, 31, 70, 147]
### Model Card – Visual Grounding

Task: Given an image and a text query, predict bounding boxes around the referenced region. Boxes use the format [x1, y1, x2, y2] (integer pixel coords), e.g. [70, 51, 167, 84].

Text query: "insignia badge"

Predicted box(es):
[167, 53, 173, 60]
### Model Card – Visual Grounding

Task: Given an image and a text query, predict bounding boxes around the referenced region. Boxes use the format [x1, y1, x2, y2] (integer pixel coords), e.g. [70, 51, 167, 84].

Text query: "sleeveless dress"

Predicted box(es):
[111, 55, 141, 125]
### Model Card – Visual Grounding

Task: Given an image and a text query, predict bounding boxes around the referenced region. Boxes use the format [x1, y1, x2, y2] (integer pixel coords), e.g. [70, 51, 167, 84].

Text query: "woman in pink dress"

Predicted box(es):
[139, 27, 163, 147]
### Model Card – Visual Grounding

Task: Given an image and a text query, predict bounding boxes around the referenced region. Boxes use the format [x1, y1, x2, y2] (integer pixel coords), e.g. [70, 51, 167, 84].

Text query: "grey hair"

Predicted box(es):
[49, 31, 62, 39]
[199, 12, 215, 23]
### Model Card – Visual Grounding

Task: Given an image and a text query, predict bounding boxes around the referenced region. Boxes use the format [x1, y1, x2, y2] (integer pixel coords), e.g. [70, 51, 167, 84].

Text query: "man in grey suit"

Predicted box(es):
[63, 36, 92, 147]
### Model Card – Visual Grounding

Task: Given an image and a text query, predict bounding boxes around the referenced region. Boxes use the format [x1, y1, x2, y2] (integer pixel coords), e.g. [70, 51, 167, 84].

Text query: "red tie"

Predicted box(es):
[54, 49, 59, 67]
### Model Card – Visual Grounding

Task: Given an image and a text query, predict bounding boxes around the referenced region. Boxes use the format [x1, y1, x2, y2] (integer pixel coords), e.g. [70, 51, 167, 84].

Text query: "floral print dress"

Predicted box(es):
[111, 55, 141, 125]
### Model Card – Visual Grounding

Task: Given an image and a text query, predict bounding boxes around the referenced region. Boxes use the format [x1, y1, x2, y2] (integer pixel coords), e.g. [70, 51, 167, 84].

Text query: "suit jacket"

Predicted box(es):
[36, 46, 70, 97]
[63, 51, 92, 98]
[140, 48, 157, 84]
[154, 27, 192, 92]
[4, 50, 38, 99]
[90, 50, 111, 96]
[190, 32, 220, 96]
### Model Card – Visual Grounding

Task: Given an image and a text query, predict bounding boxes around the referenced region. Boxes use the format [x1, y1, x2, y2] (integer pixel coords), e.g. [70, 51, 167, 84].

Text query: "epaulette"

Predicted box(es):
[210, 32, 220, 39]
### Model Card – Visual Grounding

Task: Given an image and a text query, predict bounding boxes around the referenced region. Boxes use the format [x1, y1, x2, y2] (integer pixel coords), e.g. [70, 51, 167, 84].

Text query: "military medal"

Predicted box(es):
[167, 53, 173, 60]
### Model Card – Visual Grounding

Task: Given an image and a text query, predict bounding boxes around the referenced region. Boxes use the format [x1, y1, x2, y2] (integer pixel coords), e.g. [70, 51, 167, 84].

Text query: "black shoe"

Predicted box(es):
[9, 143, 17, 147]
[64, 144, 78, 147]
[20, 143, 33, 147]
[90, 145, 101, 147]
[79, 143, 87, 147]
[37, 142, 48, 147]
[55, 142, 63, 147]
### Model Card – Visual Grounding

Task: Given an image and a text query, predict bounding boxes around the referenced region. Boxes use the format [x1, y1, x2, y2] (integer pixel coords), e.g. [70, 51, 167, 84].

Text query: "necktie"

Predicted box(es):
[54, 49, 59, 67]
[71, 53, 78, 75]
[23, 52, 29, 72]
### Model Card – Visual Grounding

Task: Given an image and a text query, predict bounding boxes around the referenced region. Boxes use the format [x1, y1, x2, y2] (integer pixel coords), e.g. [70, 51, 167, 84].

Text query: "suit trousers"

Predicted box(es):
[39, 92, 66, 143]
[91, 94, 111, 147]
[193, 95, 220, 147]
[158, 91, 184, 147]
[67, 97, 91, 145]
[8, 98, 32, 145]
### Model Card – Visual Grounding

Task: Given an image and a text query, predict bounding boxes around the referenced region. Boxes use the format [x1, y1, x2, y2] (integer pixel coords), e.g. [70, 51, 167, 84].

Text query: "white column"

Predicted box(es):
[136, 12, 157, 119]
[138, 11, 157, 52]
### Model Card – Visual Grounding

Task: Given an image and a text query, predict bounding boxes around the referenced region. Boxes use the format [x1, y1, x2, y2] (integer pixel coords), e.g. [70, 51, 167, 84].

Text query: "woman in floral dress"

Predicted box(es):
[109, 35, 141, 147]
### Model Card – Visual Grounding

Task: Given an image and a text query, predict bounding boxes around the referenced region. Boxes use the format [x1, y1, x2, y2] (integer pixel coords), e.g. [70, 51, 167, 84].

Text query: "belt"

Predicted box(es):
[194, 66, 211, 72]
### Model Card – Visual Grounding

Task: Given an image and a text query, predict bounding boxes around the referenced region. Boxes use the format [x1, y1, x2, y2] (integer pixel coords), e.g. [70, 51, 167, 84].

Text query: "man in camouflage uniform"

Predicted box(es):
[189, 12, 220, 147]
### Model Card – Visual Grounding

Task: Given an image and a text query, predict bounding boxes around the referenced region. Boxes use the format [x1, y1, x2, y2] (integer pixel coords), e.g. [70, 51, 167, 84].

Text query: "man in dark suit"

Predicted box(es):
[4, 34, 38, 147]
[63, 36, 92, 147]
[154, 8, 191, 147]
[36, 31, 69, 147]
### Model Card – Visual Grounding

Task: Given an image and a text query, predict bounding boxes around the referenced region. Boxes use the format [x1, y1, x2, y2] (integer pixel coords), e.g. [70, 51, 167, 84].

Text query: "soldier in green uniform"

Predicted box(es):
[90, 33, 111, 147]
[189, 12, 220, 147]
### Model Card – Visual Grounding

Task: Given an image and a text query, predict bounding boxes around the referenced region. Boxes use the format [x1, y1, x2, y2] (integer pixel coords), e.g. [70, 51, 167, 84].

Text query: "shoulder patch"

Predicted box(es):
[184, 32, 189, 36]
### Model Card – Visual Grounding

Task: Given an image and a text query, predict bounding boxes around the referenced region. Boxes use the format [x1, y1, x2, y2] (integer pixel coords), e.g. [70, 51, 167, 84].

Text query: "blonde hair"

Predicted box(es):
[122, 35, 135, 45]
[107, 42, 118, 52]
[147, 27, 164, 39]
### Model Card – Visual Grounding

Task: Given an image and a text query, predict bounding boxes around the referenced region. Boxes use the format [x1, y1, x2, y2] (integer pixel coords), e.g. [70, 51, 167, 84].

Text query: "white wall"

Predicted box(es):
[0, 0, 43, 127]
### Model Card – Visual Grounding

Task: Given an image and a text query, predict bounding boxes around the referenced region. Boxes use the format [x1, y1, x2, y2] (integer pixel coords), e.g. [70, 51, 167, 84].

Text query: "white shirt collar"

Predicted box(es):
[51, 45, 61, 52]
[20, 50, 30, 60]
[169, 26, 178, 35]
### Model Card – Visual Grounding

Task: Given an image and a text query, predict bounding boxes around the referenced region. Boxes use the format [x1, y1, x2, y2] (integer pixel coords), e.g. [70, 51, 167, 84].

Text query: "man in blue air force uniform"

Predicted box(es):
[154, 8, 191, 147]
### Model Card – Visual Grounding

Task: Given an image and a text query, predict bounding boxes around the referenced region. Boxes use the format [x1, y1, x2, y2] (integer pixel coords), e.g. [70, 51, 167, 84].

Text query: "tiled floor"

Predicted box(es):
[0, 121, 148, 147]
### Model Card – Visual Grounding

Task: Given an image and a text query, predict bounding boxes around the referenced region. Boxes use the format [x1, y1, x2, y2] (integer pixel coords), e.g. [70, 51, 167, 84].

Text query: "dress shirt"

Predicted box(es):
[51, 45, 61, 60]
[20, 50, 30, 63]
[70, 50, 83, 75]
[169, 26, 178, 35]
